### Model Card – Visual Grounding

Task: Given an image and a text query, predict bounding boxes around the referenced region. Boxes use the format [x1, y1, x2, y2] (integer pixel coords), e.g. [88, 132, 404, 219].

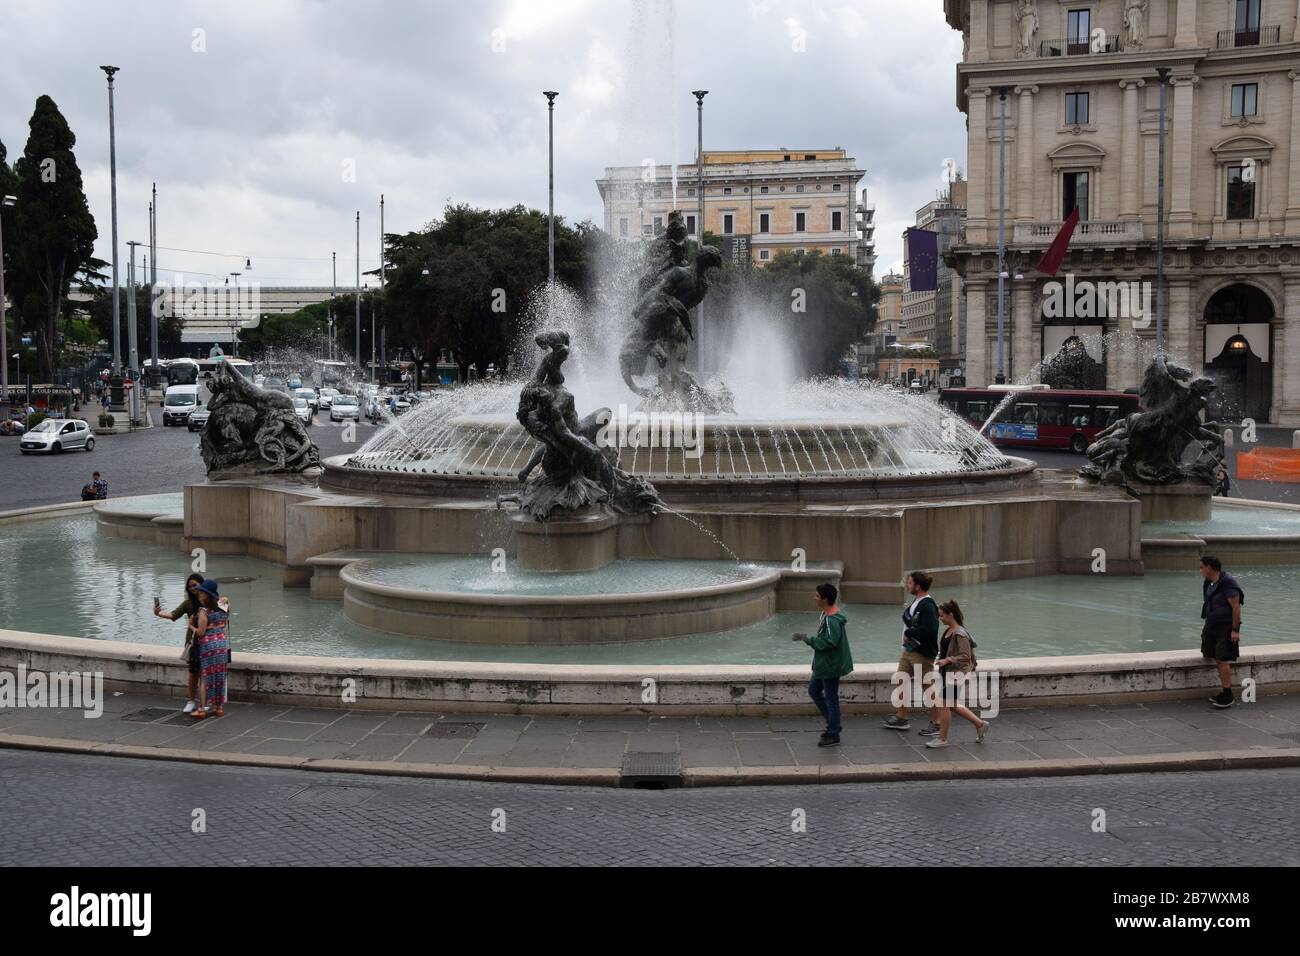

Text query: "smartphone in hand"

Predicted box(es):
[791, 632, 807, 642]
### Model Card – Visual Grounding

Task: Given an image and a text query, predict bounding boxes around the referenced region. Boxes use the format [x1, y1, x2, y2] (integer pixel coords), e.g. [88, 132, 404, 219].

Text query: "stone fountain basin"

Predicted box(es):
[337, 555, 837, 644]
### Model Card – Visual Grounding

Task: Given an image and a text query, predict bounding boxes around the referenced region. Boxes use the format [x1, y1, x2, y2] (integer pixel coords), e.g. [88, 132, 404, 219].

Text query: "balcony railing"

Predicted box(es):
[1039, 35, 1122, 57]
[1012, 219, 1143, 245]
[1216, 25, 1282, 48]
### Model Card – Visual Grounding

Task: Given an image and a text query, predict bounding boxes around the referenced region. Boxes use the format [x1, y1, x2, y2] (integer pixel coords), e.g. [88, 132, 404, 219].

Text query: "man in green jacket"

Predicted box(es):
[792, 583, 854, 746]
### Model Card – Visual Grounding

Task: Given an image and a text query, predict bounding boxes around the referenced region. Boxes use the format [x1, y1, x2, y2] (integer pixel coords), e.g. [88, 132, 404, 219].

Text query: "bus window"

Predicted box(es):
[1014, 403, 1038, 424]
[1067, 405, 1091, 427]
[966, 401, 989, 424]
[1092, 405, 1122, 428]
[1039, 402, 1066, 427]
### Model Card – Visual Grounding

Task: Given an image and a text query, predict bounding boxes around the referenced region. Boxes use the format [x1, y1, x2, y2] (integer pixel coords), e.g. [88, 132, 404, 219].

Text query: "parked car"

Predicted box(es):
[293, 387, 319, 412]
[263, 376, 288, 393]
[329, 394, 361, 422]
[317, 387, 340, 409]
[20, 418, 94, 454]
[162, 384, 201, 426]
[287, 376, 303, 390]
[292, 397, 313, 426]
[187, 406, 211, 432]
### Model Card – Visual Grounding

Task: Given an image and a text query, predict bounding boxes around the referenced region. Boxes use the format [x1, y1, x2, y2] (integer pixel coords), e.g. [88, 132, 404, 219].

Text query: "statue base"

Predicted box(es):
[512, 508, 619, 572]
[1127, 480, 1212, 522]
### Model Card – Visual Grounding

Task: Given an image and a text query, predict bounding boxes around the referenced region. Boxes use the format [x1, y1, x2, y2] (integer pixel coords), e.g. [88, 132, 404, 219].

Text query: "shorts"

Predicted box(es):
[1200, 622, 1240, 663]
[897, 649, 935, 677]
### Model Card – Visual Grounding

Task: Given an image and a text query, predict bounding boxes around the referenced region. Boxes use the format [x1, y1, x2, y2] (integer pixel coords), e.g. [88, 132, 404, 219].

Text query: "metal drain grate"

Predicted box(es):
[119, 708, 176, 723]
[425, 721, 485, 738]
[620, 752, 683, 789]
[289, 786, 379, 807]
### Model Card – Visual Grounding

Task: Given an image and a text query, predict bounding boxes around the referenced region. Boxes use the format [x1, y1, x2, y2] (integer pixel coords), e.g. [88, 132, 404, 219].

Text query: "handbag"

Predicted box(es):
[180, 636, 193, 662]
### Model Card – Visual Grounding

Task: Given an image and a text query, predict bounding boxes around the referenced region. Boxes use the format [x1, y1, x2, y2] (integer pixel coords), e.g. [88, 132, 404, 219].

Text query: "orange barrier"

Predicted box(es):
[1236, 447, 1300, 482]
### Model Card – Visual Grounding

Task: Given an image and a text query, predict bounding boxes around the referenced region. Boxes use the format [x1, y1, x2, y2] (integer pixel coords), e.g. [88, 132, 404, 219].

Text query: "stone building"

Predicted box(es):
[596, 148, 866, 266]
[944, 0, 1300, 423]
[902, 178, 969, 386]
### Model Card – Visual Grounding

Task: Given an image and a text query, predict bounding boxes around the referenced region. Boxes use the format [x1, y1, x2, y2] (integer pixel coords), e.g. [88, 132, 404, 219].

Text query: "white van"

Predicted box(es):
[162, 384, 201, 426]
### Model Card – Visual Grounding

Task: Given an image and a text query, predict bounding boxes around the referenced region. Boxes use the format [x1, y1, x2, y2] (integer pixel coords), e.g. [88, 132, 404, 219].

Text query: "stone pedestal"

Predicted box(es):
[1128, 481, 1212, 522]
[512, 508, 619, 572]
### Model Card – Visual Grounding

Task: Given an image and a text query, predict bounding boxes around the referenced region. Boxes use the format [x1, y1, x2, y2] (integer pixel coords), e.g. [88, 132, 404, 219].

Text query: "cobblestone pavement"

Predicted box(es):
[3, 688, 1299, 772]
[0, 748, 1295, 865]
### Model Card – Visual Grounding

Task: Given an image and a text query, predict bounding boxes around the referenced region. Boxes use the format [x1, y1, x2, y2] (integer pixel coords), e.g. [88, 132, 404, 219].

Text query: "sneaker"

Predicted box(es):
[182, 699, 197, 714]
[924, 738, 950, 749]
[1210, 689, 1234, 709]
[818, 735, 841, 748]
[976, 720, 991, 743]
[883, 716, 911, 731]
[918, 721, 942, 737]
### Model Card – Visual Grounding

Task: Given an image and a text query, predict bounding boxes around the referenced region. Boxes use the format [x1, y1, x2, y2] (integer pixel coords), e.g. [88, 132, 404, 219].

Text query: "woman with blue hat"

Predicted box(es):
[190, 578, 230, 719]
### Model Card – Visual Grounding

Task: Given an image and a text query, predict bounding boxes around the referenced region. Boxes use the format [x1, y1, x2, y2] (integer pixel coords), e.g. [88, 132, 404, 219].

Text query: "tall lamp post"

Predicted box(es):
[543, 91, 558, 289]
[0, 193, 15, 422]
[377, 194, 384, 378]
[226, 272, 241, 357]
[100, 65, 124, 408]
[995, 86, 1008, 385]
[149, 182, 158, 385]
[330, 251, 336, 362]
[354, 211, 361, 381]
[692, 90, 708, 371]
[1155, 67, 1170, 355]
[126, 240, 141, 424]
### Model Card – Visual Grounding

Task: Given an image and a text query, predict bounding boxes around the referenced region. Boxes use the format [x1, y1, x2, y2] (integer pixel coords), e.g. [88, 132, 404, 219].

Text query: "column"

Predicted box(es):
[1014, 86, 1037, 223]
[1169, 76, 1198, 239]
[966, 88, 991, 245]
[965, 281, 988, 387]
[1166, 278, 1193, 365]
[1119, 79, 1143, 218]
[1276, 277, 1300, 426]
[1174, 0, 1199, 47]
[1286, 72, 1300, 232]
[1012, 282, 1035, 382]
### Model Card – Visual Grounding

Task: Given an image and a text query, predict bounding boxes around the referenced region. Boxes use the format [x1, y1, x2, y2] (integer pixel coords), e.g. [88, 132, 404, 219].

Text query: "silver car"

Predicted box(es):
[328, 394, 361, 422]
[292, 397, 313, 426]
[19, 418, 95, 454]
[187, 406, 211, 432]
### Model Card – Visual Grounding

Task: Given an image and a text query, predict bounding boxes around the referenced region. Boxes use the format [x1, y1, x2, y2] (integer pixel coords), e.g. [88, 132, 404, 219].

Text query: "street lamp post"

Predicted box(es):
[101, 65, 124, 409]
[995, 86, 1008, 385]
[354, 211, 361, 381]
[126, 240, 141, 424]
[692, 91, 708, 369]
[0, 193, 15, 422]
[1155, 66, 1170, 355]
[330, 251, 336, 362]
[149, 182, 158, 385]
[376, 194, 383, 379]
[543, 92, 558, 287]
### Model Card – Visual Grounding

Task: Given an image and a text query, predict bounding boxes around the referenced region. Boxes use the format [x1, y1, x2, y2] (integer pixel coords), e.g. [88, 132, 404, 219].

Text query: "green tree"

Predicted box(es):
[9, 96, 98, 381]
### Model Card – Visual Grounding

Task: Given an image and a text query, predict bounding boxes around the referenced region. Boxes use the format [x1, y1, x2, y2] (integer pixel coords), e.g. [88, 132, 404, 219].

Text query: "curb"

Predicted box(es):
[3, 731, 1297, 788]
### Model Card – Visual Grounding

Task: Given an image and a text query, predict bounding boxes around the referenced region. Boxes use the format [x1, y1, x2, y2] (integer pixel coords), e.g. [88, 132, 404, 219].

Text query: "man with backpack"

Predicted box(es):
[1200, 555, 1243, 709]
[884, 570, 941, 734]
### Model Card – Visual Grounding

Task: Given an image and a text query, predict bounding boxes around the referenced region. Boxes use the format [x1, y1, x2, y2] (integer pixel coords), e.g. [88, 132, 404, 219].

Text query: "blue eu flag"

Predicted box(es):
[906, 227, 938, 292]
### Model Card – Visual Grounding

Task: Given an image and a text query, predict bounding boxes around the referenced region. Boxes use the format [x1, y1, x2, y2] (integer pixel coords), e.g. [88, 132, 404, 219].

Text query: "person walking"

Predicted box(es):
[1200, 555, 1244, 708]
[153, 573, 205, 713]
[792, 583, 853, 747]
[190, 579, 230, 719]
[884, 570, 941, 734]
[926, 600, 991, 748]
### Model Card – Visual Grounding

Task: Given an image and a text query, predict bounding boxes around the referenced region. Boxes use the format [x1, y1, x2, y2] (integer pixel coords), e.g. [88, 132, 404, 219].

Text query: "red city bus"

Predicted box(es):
[939, 386, 1139, 454]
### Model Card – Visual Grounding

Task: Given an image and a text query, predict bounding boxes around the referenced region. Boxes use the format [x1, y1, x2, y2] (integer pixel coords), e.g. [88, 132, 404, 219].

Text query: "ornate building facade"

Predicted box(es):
[944, 0, 1300, 423]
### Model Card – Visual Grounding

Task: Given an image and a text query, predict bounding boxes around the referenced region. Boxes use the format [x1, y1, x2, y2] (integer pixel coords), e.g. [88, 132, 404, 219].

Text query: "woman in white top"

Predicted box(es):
[928, 599, 992, 749]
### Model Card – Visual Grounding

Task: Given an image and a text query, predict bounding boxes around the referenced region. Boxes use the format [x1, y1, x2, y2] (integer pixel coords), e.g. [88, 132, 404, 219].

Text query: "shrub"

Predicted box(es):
[97, 413, 115, 428]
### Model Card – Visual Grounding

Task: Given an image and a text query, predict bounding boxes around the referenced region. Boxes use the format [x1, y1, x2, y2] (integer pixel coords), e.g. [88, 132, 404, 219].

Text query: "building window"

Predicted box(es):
[642, 224, 653, 236]
[619, 218, 629, 237]
[723, 214, 734, 234]
[759, 213, 770, 233]
[653, 216, 664, 235]
[796, 184, 805, 193]
[1236, 0, 1261, 42]
[1065, 91, 1089, 125]
[760, 185, 769, 194]
[833, 183, 842, 191]
[686, 215, 696, 234]
[1063, 171, 1090, 220]
[653, 189, 663, 198]
[804, 154, 815, 160]
[1227, 165, 1256, 219]
[759, 249, 770, 260]
[723, 187, 732, 195]
[832, 210, 843, 231]
[1067, 9, 1090, 53]
[783, 154, 791, 161]
[687, 188, 695, 196]
[832, 248, 842, 255]
[795, 212, 807, 232]
[1231, 83, 1258, 117]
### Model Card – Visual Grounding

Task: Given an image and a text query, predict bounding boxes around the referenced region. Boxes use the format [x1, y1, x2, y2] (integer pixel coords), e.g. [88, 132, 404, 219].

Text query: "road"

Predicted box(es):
[0, 748, 1294, 866]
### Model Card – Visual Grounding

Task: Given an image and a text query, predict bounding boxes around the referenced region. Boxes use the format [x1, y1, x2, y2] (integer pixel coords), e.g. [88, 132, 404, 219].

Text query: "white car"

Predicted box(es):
[317, 387, 340, 409]
[187, 406, 211, 432]
[329, 395, 361, 422]
[292, 397, 313, 426]
[20, 418, 94, 454]
[293, 387, 319, 411]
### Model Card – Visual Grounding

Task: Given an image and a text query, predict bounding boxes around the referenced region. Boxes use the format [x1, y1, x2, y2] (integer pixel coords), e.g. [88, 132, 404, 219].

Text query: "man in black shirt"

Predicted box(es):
[1199, 555, 1243, 709]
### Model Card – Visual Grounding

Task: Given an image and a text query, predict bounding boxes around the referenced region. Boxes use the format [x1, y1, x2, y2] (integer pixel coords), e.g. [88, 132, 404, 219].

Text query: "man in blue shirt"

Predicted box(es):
[1199, 555, 1243, 709]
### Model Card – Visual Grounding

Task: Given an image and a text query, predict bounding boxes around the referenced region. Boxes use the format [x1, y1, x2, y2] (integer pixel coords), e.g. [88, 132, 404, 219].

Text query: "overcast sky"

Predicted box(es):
[0, 0, 964, 287]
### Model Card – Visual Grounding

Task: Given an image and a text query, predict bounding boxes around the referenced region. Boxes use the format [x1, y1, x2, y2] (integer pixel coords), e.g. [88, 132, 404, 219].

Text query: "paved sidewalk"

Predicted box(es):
[3, 690, 1300, 785]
